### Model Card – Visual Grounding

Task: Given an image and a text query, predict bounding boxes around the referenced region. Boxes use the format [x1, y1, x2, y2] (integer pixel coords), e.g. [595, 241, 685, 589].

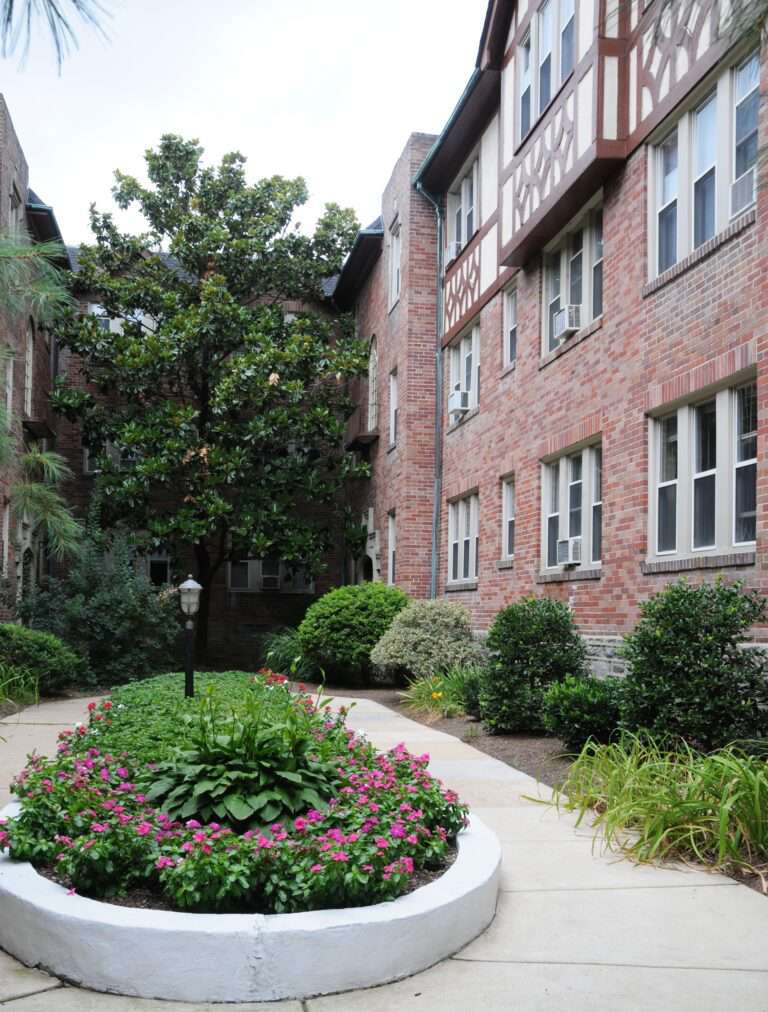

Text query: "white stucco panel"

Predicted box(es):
[501, 176, 514, 245]
[480, 225, 498, 293]
[578, 0, 594, 60]
[629, 47, 637, 133]
[602, 55, 618, 140]
[502, 61, 516, 167]
[481, 115, 499, 223]
[576, 67, 593, 159]
[604, 0, 619, 36]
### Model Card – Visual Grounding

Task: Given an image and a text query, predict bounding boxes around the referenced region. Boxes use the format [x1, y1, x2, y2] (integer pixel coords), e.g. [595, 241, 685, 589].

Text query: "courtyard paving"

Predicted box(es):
[1, 695, 767, 1010]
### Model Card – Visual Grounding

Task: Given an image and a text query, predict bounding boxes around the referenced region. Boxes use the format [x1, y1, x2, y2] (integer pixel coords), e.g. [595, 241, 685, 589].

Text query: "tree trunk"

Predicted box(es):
[193, 541, 212, 664]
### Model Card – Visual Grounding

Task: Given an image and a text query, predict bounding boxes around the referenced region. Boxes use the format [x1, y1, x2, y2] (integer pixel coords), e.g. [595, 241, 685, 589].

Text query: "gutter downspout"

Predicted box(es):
[415, 181, 445, 600]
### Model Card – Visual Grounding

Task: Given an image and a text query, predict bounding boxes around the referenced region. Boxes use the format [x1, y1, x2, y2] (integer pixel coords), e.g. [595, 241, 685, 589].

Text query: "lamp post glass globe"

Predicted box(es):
[179, 576, 202, 617]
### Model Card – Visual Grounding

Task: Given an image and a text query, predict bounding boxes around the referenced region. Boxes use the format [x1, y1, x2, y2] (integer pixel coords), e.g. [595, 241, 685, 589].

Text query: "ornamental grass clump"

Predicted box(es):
[554, 734, 768, 887]
[2, 671, 467, 913]
[400, 665, 485, 720]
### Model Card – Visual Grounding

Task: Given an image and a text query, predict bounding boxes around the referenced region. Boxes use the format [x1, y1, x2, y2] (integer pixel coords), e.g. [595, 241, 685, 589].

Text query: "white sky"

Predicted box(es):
[2, 0, 487, 245]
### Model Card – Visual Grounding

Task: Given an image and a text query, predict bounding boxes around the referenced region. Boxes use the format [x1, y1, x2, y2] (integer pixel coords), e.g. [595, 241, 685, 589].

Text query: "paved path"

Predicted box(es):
[1, 695, 768, 1011]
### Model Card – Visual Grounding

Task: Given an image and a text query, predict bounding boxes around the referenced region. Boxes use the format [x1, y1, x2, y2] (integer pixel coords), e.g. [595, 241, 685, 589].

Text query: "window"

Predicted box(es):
[88, 304, 111, 332]
[502, 478, 515, 559]
[504, 289, 518, 367]
[518, 0, 576, 142]
[389, 222, 401, 306]
[228, 559, 315, 594]
[448, 492, 479, 583]
[449, 324, 480, 415]
[367, 338, 378, 431]
[650, 51, 759, 276]
[23, 325, 33, 416]
[387, 512, 396, 585]
[9, 185, 22, 233]
[447, 158, 479, 258]
[82, 440, 139, 475]
[544, 207, 603, 352]
[148, 551, 171, 587]
[649, 381, 757, 558]
[542, 443, 602, 569]
[3, 350, 12, 428]
[389, 368, 398, 445]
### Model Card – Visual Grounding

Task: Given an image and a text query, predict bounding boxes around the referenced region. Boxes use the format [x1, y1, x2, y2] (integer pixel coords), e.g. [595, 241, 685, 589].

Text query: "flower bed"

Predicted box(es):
[1, 671, 468, 914]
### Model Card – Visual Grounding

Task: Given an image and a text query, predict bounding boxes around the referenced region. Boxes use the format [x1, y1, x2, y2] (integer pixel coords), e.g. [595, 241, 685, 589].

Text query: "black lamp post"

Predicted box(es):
[179, 575, 202, 698]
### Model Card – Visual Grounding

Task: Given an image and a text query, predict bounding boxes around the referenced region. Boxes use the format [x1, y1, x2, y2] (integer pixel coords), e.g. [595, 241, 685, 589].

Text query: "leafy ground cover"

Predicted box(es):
[0, 671, 467, 913]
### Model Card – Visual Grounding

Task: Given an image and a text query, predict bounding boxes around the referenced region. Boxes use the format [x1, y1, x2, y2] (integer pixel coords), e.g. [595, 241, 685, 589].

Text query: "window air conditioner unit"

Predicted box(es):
[448, 388, 470, 417]
[556, 536, 582, 566]
[446, 240, 463, 263]
[731, 166, 755, 217]
[261, 573, 281, 591]
[553, 305, 581, 341]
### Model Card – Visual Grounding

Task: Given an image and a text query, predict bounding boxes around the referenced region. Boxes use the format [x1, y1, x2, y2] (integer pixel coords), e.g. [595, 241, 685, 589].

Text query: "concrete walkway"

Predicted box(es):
[1, 695, 768, 1011]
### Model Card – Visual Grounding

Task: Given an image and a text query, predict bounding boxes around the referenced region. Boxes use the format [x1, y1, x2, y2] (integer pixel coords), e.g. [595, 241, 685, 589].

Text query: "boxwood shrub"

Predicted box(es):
[480, 597, 586, 734]
[620, 579, 768, 751]
[0, 624, 85, 695]
[298, 583, 409, 684]
[542, 674, 623, 753]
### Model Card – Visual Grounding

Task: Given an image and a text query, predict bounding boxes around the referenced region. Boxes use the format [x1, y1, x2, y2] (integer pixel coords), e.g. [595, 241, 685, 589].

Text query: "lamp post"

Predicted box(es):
[179, 575, 202, 698]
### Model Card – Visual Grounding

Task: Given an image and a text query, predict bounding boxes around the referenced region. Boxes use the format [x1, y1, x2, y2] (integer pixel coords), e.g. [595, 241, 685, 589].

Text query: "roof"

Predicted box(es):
[332, 217, 385, 311]
[26, 189, 66, 250]
[67, 244, 185, 277]
[413, 0, 511, 194]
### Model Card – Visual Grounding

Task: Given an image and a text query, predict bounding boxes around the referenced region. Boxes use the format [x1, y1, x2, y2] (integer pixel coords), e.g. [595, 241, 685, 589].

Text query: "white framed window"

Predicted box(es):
[228, 558, 315, 594]
[88, 303, 112, 332]
[649, 49, 759, 278]
[449, 324, 480, 417]
[3, 350, 12, 428]
[542, 443, 602, 570]
[648, 380, 757, 560]
[502, 478, 516, 559]
[389, 221, 401, 306]
[23, 325, 33, 417]
[448, 492, 479, 583]
[504, 288, 518, 367]
[387, 512, 396, 585]
[1, 501, 10, 578]
[447, 157, 479, 259]
[389, 368, 398, 446]
[543, 206, 603, 352]
[518, 0, 576, 144]
[367, 338, 378, 431]
[82, 440, 139, 475]
[147, 551, 172, 587]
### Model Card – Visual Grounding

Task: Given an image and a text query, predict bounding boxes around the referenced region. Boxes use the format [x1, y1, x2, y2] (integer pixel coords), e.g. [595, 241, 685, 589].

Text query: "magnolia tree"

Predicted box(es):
[53, 135, 367, 656]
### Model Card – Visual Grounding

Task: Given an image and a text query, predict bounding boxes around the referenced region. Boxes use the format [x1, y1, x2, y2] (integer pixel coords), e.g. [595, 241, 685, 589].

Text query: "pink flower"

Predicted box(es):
[90, 823, 108, 833]
[135, 822, 153, 836]
[99, 768, 110, 782]
[293, 817, 307, 832]
[330, 851, 349, 862]
[155, 856, 175, 870]
[116, 767, 129, 779]
[406, 833, 418, 845]
[310, 863, 323, 873]
[390, 823, 405, 839]
[374, 837, 389, 850]
[185, 819, 202, 829]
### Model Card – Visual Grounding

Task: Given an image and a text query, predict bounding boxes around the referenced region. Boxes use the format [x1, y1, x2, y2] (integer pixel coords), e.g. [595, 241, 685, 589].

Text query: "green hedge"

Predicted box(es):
[0, 624, 84, 695]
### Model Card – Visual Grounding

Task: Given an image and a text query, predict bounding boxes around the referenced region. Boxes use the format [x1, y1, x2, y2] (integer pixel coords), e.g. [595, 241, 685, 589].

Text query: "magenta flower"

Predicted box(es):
[90, 822, 108, 833]
[330, 851, 349, 862]
[135, 822, 153, 836]
[310, 863, 323, 873]
[155, 856, 175, 870]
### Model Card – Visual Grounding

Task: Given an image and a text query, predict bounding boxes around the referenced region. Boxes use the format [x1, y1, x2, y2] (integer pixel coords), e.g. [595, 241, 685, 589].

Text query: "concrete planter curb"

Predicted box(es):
[0, 802, 500, 1003]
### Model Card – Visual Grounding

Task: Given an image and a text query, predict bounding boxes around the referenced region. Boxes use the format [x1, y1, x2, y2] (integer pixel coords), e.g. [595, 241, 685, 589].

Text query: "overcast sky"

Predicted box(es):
[2, 0, 486, 245]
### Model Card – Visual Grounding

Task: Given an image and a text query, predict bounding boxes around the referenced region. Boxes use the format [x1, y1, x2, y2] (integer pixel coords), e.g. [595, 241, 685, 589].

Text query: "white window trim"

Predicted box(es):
[389, 368, 398, 446]
[3, 350, 12, 428]
[448, 492, 480, 584]
[541, 442, 602, 572]
[1, 501, 10, 578]
[502, 477, 516, 560]
[449, 323, 481, 417]
[647, 47, 759, 279]
[542, 201, 603, 354]
[367, 338, 378, 432]
[23, 327, 33, 417]
[647, 379, 757, 562]
[447, 156, 479, 259]
[387, 512, 396, 586]
[227, 558, 315, 594]
[503, 288, 518, 368]
[389, 221, 401, 308]
[517, 0, 577, 146]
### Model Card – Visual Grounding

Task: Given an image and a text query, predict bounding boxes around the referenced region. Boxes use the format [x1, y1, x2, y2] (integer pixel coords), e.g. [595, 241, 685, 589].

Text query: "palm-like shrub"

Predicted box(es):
[298, 583, 408, 684]
[621, 579, 768, 751]
[371, 600, 485, 683]
[480, 597, 586, 734]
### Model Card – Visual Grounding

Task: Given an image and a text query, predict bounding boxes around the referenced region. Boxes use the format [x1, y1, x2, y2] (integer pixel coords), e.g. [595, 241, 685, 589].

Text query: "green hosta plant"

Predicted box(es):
[145, 685, 341, 828]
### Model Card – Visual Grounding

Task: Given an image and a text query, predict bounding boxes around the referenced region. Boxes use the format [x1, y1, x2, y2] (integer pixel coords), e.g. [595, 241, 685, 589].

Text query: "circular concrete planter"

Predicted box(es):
[0, 802, 500, 1003]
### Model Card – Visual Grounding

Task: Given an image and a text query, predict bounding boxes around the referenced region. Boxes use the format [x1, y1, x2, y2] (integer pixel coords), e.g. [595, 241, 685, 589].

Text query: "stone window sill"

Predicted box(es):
[641, 552, 755, 575]
[500, 362, 516, 380]
[539, 317, 602, 371]
[447, 406, 480, 433]
[642, 208, 755, 297]
[387, 443, 397, 454]
[536, 567, 602, 584]
[445, 579, 479, 592]
[496, 558, 515, 571]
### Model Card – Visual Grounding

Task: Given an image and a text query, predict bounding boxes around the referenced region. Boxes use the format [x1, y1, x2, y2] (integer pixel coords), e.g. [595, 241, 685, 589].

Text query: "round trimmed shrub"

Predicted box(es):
[480, 597, 587, 734]
[298, 583, 409, 684]
[0, 624, 85, 695]
[370, 600, 486, 684]
[620, 579, 768, 751]
[542, 674, 623, 753]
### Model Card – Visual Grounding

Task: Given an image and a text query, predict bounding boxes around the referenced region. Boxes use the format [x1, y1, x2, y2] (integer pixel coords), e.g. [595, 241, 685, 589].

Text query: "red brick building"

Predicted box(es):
[338, 0, 768, 673]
